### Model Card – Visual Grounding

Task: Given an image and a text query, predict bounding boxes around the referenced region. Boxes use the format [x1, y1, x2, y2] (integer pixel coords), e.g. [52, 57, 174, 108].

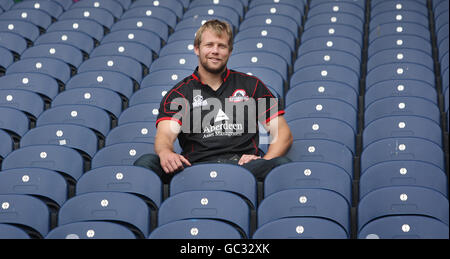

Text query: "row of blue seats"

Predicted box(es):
[1, 161, 448, 239]
[0, 0, 448, 240]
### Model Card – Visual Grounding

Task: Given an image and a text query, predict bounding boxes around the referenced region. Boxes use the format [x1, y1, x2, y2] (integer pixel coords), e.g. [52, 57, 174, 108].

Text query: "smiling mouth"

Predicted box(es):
[208, 57, 221, 62]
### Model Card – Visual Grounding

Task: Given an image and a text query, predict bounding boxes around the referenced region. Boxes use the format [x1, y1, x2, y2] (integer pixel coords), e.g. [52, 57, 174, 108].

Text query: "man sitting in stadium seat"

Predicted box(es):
[134, 19, 293, 184]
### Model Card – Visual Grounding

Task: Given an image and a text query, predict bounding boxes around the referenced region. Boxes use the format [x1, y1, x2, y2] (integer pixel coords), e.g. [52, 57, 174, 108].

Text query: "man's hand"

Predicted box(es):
[159, 150, 191, 174]
[238, 154, 262, 165]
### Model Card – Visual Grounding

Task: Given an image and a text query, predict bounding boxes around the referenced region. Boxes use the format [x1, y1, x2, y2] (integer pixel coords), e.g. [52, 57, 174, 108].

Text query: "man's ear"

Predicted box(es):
[194, 45, 199, 56]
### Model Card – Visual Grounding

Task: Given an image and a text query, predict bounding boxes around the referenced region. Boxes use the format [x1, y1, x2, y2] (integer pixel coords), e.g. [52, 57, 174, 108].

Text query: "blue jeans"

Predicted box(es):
[133, 154, 291, 184]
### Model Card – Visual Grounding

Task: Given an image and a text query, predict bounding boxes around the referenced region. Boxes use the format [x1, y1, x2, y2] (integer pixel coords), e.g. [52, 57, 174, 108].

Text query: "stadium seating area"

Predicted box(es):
[0, 0, 448, 239]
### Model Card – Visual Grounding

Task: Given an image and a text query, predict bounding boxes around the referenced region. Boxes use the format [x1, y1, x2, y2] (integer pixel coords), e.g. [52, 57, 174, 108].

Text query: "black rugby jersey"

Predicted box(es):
[156, 67, 284, 163]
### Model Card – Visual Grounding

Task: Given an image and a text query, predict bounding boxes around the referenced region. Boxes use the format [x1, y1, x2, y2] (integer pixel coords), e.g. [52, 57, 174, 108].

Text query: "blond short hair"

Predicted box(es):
[194, 19, 233, 51]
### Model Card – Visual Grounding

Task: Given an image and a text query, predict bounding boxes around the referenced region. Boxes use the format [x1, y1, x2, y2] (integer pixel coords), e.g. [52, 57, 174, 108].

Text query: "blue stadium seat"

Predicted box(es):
[183, 5, 240, 29]
[0, 194, 50, 238]
[169, 163, 257, 208]
[129, 85, 172, 105]
[0, 73, 59, 103]
[358, 215, 449, 239]
[367, 48, 434, 73]
[288, 117, 355, 154]
[21, 43, 83, 69]
[228, 51, 288, 81]
[0, 167, 68, 208]
[370, 10, 428, 29]
[190, 0, 244, 18]
[252, 217, 348, 239]
[20, 124, 98, 159]
[290, 65, 359, 93]
[118, 102, 160, 125]
[308, 2, 365, 21]
[365, 80, 437, 108]
[101, 29, 161, 55]
[149, 219, 243, 239]
[58, 7, 114, 29]
[310, 0, 365, 9]
[0, 223, 30, 239]
[359, 161, 448, 199]
[6, 57, 72, 84]
[46, 221, 137, 239]
[363, 115, 442, 148]
[301, 24, 363, 48]
[284, 99, 357, 133]
[233, 37, 293, 66]
[159, 40, 195, 57]
[111, 16, 169, 43]
[0, 31, 27, 55]
[1, 144, 84, 181]
[245, 4, 302, 26]
[0, 19, 39, 42]
[285, 81, 358, 109]
[238, 14, 298, 39]
[0, 89, 44, 119]
[175, 15, 237, 33]
[361, 137, 445, 173]
[46, 19, 104, 42]
[58, 191, 151, 238]
[121, 6, 177, 30]
[368, 34, 431, 59]
[37, 104, 111, 138]
[364, 97, 440, 127]
[295, 50, 360, 77]
[140, 69, 192, 88]
[0, 128, 12, 159]
[34, 30, 95, 55]
[371, 0, 427, 17]
[167, 27, 199, 43]
[51, 88, 123, 120]
[264, 161, 352, 205]
[130, 0, 184, 19]
[78, 55, 143, 84]
[298, 36, 361, 62]
[158, 190, 251, 238]
[150, 53, 197, 73]
[305, 12, 364, 33]
[76, 165, 162, 209]
[234, 26, 296, 52]
[285, 139, 354, 178]
[257, 188, 350, 236]
[66, 71, 134, 100]
[249, 0, 305, 14]
[366, 63, 435, 91]
[0, 106, 29, 137]
[11, 0, 63, 19]
[0, 8, 52, 30]
[70, 0, 123, 19]
[91, 142, 155, 168]
[369, 22, 430, 44]
[358, 186, 449, 233]
[105, 122, 156, 145]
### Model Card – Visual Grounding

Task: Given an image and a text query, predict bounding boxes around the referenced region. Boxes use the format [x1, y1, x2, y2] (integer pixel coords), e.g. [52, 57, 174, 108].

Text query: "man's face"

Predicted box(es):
[194, 29, 231, 74]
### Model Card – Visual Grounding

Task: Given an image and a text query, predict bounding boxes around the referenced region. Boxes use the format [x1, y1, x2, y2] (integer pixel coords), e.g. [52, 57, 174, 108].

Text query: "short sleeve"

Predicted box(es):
[155, 85, 190, 128]
[252, 79, 285, 124]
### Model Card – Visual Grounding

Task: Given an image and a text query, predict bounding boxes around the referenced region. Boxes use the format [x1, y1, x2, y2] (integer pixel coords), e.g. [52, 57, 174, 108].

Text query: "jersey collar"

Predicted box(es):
[191, 66, 231, 85]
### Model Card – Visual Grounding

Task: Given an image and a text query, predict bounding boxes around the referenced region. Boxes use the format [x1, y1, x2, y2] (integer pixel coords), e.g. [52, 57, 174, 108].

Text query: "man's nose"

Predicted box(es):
[211, 44, 219, 53]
